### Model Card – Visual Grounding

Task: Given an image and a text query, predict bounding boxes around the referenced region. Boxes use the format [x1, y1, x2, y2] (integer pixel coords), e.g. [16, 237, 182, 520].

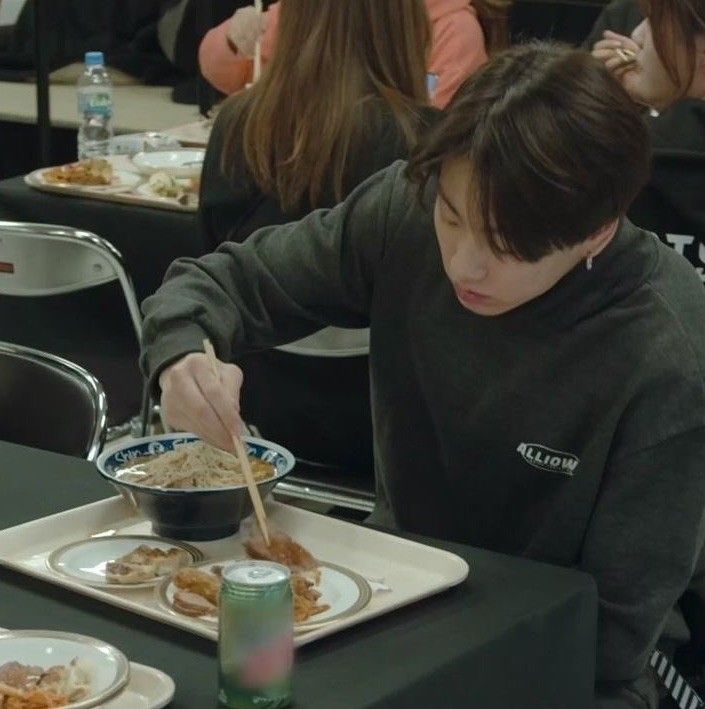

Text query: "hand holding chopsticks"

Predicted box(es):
[202, 339, 271, 546]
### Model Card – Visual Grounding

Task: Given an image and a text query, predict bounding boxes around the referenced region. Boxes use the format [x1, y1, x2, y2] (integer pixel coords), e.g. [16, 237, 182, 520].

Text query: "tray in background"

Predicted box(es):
[24, 155, 198, 213]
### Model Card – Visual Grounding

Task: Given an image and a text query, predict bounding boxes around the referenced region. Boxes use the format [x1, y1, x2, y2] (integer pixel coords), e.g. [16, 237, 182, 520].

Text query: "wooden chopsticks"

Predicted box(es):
[202, 339, 270, 546]
[253, 0, 263, 82]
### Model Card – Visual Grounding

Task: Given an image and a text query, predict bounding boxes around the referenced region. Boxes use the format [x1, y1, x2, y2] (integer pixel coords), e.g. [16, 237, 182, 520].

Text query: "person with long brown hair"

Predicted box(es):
[592, 0, 705, 108]
[589, 0, 705, 296]
[198, 0, 509, 109]
[200, 0, 436, 242]
[197, 0, 437, 482]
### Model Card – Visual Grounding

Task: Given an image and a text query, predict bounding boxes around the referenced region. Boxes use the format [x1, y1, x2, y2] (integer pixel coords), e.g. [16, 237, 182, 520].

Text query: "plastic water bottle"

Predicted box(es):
[77, 51, 114, 159]
[426, 73, 439, 103]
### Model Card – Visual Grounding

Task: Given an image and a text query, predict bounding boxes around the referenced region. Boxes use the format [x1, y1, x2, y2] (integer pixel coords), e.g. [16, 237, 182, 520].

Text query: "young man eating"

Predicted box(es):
[141, 43, 705, 707]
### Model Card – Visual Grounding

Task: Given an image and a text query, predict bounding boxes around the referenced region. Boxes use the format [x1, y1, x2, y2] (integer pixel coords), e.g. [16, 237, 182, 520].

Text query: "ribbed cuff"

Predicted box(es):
[141, 322, 209, 397]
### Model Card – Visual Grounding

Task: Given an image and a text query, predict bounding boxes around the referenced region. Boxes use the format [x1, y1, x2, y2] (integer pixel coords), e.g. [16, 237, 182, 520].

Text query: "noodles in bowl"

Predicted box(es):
[97, 434, 295, 540]
[116, 441, 275, 490]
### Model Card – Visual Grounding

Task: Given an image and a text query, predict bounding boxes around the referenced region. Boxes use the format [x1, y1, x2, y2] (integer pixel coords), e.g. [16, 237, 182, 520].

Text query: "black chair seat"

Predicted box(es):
[0, 342, 107, 460]
[0, 285, 140, 427]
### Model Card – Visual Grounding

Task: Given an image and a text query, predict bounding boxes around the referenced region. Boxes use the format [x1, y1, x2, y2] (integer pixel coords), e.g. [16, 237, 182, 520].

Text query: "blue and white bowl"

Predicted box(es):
[97, 433, 295, 541]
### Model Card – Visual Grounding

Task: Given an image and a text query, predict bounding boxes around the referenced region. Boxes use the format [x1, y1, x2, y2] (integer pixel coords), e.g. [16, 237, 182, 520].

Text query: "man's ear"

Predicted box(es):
[584, 219, 620, 259]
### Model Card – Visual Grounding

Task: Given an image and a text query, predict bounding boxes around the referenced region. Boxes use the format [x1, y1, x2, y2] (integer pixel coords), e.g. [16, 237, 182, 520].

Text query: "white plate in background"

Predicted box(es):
[34, 168, 142, 192]
[131, 150, 205, 178]
[102, 662, 175, 709]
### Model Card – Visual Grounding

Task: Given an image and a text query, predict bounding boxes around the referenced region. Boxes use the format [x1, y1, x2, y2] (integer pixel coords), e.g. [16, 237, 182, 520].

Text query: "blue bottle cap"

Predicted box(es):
[85, 51, 105, 67]
[426, 73, 439, 98]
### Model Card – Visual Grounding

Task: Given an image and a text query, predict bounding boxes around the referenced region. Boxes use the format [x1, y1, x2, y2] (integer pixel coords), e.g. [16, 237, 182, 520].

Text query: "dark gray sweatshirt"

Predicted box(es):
[142, 162, 705, 707]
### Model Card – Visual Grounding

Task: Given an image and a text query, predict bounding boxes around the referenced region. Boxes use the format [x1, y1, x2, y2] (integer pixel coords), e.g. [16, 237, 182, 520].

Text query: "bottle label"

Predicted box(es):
[79, 92, 113, 117]
[239, 632, 294, 688]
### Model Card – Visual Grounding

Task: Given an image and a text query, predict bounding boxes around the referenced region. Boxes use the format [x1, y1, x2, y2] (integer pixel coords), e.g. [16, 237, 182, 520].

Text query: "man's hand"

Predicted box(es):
[159, 352, 244, 452]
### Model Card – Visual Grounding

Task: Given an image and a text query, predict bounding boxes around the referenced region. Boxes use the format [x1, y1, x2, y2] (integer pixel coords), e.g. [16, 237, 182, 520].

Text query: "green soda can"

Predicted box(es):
[218, 560, 294, 709]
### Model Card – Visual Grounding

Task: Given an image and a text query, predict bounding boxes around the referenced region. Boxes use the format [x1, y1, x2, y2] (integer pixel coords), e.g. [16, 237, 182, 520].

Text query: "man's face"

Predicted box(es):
[628, 19, 705, 110]
[434, 159, 587, 317]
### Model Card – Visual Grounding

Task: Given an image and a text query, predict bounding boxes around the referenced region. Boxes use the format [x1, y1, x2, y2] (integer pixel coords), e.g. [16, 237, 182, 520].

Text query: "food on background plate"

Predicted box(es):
[105, 544, 190, 584]
[147, 172, 181, 198]
[0, 659, 90, 708]
[42, 159, 113, 186]
[116, 441, 275, 489]
[147, 172, 200, 206]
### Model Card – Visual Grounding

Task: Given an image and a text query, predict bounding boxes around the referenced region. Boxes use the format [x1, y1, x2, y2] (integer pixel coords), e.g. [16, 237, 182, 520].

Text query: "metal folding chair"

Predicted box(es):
[0, 221, 149, 437]
[0, 341, 107, 461]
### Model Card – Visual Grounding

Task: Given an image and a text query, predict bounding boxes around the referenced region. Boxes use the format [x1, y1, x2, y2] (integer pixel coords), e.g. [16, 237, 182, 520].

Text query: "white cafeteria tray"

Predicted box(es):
[24, 155, 198, 213]
[0, 497, 469, 647]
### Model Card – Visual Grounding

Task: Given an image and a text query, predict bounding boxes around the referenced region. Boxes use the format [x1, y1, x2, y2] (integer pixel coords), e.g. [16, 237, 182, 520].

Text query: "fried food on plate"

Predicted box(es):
[173, 567, 220, 606]
[245, 530, 317, 572]
[42, 159, 113, 186]
[105, 544, 190, 585]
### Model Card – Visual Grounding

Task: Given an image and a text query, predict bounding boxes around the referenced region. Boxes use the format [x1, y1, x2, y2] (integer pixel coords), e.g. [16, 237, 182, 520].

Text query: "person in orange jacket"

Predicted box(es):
[198, 0, 508, 109]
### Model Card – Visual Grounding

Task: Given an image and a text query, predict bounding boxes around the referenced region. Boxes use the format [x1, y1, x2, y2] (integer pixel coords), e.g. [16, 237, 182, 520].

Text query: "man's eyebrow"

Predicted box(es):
[437, 184, 462, 219]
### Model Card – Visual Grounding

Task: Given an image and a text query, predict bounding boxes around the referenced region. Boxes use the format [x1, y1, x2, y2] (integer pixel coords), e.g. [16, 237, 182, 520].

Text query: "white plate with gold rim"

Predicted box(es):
[0, 628, 174, 709]
[156, 559, 372, 630]
[47, 535, 204, 590]
[0, 630, 130, 708]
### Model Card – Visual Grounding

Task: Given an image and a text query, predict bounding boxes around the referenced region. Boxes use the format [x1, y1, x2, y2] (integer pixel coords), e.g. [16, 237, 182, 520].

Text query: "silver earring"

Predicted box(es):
[586, 254, 593, 271]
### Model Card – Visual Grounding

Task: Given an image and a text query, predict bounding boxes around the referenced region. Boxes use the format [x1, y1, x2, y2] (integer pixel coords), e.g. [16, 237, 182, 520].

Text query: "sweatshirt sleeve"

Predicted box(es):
[141, 162, 404, 388]
[582, 426, 705, 707]
[198, 4, 279, 95]
[428, 6, 487, 109]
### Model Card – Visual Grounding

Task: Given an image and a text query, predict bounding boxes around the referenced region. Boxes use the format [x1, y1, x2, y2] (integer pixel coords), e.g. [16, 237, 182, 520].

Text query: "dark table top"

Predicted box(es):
[0, 441, 598, 708]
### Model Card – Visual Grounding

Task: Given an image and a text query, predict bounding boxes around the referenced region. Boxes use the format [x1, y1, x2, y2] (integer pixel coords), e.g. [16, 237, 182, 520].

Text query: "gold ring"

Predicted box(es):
[615, 48, 637, 65]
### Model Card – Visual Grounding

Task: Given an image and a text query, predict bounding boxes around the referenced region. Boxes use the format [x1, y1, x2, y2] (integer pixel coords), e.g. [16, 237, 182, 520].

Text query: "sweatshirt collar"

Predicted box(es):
[496, 219, 658, 333]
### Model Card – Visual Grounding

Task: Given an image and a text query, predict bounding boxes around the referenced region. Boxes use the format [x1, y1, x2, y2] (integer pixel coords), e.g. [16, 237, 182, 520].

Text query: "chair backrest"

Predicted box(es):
[0, 221, 142, 341]
[0, 342, 108, 461]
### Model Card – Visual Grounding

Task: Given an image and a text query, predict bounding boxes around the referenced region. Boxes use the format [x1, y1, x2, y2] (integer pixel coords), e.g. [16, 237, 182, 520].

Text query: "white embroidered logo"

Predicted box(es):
[516, 443, 580, 476]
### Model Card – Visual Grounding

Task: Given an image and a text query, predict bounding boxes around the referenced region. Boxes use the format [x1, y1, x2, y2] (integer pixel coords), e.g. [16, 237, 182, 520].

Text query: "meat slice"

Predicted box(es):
[173, 589, 218, 617]
[245, 531, 316, 572]
[0, 661, 43, 690]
